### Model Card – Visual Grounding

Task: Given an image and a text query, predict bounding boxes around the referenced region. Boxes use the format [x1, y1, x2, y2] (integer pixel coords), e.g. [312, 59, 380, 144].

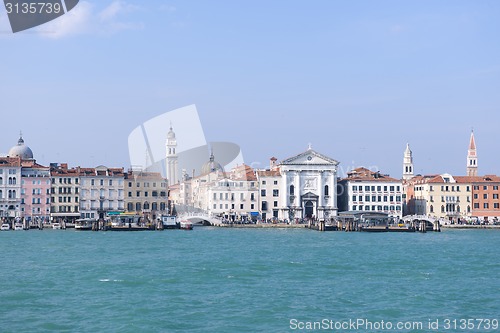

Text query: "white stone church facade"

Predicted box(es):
[278, 147, 339, 222]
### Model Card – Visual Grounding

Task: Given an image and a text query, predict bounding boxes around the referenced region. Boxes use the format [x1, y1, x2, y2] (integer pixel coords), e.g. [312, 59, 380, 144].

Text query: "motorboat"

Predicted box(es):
[179, 221, 193, 230]
[14, 223, 23, 231]
[1, 223, 10, 231]
[75, 218, 94, 231]
[52, 223, 61, 230]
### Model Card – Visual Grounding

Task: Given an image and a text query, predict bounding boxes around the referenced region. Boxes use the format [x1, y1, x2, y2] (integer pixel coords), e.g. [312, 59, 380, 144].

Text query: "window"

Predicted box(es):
[324, 185, 329, 196]
[430, 205, 434, 213]
[91, 179, 95, 186]
[390, 186, 395, 191]
[109, 180, 113, 186]
[352, 205, 357, 211]
[262, 181, 266, 185]
[273, 189, 279, 197]
[377, 186, 381, 192]
[240, 204, 244, 209]
[483, 194, 488, 199]
[273, 180, 278, 185]
[365, 195, 370, 202]
[430, 186, 433, 191]
[262, 201, 268, 211]
[261, 189, 266, 197]
[474, 194, 478, 199]
[290, 185, 295, 195]
[136, 191, 140, 197]
[396, 196, 401, 202]
[136, 203, 141, 211]
[484, 186, 488, 190]
[390, 196, 394, 202]
[353, 186, 357, 191]
[365, 186, 370, 191]
[352, 195, 357, 202]
[100, 179, 104, 186]
[371, 186, 375, 191]
[372, 196, 376, 202]
[495, 203, 499, 209]
[359, 196, 363, 202]
[383, 186, 387, 191]
[474, 203, 479, 209]
[251, 204, 254, 210]
[274, 201, 278, 207]
[494, 186, 499, 191]
[441, 206, 445, 213]
[484, 203, 489, 209]
[377, 196, 382, 202]
[383, 196, 388, 202]
[251, 193, 255, 201]
[493, 194, 499, 199]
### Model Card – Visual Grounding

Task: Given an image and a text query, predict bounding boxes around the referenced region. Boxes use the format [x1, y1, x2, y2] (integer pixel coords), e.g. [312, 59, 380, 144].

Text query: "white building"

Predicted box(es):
[339, 167, 403, 218]
[0, 157, 22, 220]
[79, 166, 125, 219]
[279, 146, 339, 222]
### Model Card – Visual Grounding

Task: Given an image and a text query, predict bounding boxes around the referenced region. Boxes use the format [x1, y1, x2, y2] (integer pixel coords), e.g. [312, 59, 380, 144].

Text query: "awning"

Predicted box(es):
[250, 212, 259, 216]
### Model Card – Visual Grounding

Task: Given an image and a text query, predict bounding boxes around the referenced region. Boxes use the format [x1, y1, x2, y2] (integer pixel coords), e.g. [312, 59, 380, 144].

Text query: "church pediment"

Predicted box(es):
[281, 149, 339, 166]
[301, 192, 319, 200]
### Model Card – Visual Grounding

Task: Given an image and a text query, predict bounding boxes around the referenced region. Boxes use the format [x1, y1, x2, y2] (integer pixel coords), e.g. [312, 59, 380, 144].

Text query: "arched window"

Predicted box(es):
[152, 202, 158, 211]
[160, 202, 166, 211]
[143, 202, 150, 210]
[441, 205, 445, 213]
[457, 205, 461, 213]
[12, 177, 16, 185]
[324, 185, 329, 196]
[289, 185, 294, 196]
[430, 205, 434, 213]
[127, 203, 133, 211]
[467, 205, 471, 213]
[136, 202, 141, 211]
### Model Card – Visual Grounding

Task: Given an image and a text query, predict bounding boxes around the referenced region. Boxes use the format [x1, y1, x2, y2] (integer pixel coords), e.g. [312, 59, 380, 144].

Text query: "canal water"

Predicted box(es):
[1, 228, 499, 332]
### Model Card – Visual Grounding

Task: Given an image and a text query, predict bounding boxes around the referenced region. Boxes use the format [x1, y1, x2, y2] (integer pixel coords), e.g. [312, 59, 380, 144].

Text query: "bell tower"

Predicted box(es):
[467, 131, 478, 177]
[166, 124, 179, 184]
[403, 143, 414, 181]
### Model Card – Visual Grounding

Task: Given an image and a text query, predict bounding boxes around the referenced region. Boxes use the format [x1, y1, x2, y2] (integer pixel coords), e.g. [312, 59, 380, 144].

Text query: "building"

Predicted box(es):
[1, 135, 35, 221]
[339, 167, 403, 218]
[79, 166, 125, 219]
[408, 174, 473, 221]
[256, 163, 281, 221]
[207, 164, 258, 221]
[278, 146, 339, 221]
[50, 163, 81, 223]
[21, 160, 51, 225]
[0, 157, 22, 221]
[124, 170, 168, 220]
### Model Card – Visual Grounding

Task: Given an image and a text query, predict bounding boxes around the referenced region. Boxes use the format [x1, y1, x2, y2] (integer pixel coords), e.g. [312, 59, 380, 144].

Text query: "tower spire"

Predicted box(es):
[402, 143, 414, 181]
[467, 130, 478, 176]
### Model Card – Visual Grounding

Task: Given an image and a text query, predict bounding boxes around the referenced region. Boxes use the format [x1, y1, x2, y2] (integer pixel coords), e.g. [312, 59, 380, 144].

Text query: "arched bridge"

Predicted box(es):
[178, 213, 223, 226]
[401, 215, 442, 232]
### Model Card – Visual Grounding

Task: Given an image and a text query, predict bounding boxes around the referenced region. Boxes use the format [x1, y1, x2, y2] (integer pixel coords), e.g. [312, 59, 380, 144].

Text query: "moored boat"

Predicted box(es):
[179, 221, 193, 230]
[1, 223, 10, 231]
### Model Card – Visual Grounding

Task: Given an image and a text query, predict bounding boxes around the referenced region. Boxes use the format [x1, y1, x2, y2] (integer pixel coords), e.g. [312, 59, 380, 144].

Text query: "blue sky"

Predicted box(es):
[1, 0, 499, 178]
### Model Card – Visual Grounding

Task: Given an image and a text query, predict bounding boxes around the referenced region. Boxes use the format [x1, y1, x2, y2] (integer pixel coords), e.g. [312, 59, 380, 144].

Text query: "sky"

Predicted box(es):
[1, 0, 500, 178]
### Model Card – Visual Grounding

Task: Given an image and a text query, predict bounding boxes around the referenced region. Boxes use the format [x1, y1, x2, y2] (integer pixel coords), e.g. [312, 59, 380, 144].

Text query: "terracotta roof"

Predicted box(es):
[342, 167, 399, 182]
[0, 156, 21, 167]
[256, 170, 281, 177]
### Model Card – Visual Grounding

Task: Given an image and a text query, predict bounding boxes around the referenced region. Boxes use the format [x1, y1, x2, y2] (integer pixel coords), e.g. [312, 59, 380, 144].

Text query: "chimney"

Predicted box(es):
[61, 163, 68, 170]
[270, 157, 277, 170]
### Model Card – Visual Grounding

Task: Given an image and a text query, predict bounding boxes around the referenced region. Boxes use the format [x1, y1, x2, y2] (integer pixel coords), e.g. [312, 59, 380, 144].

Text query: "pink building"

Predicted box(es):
[21, 160, 51, 225]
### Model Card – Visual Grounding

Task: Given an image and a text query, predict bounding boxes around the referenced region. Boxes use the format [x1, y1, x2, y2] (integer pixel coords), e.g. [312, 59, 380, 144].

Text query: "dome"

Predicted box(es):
[201, 151, 224, 175]
[8, 135, 34, 160]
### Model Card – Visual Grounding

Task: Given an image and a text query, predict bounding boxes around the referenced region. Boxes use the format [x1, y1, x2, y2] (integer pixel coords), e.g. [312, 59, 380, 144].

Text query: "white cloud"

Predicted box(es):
[39, 0, 142, 39]
[159, 4, 176, 12]
[99, 0, 140, 21]
[40, 1, 93, 38]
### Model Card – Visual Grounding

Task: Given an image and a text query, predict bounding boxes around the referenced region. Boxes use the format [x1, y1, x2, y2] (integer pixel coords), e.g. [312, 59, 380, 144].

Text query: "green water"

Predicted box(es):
[1, 228, 499, 332]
